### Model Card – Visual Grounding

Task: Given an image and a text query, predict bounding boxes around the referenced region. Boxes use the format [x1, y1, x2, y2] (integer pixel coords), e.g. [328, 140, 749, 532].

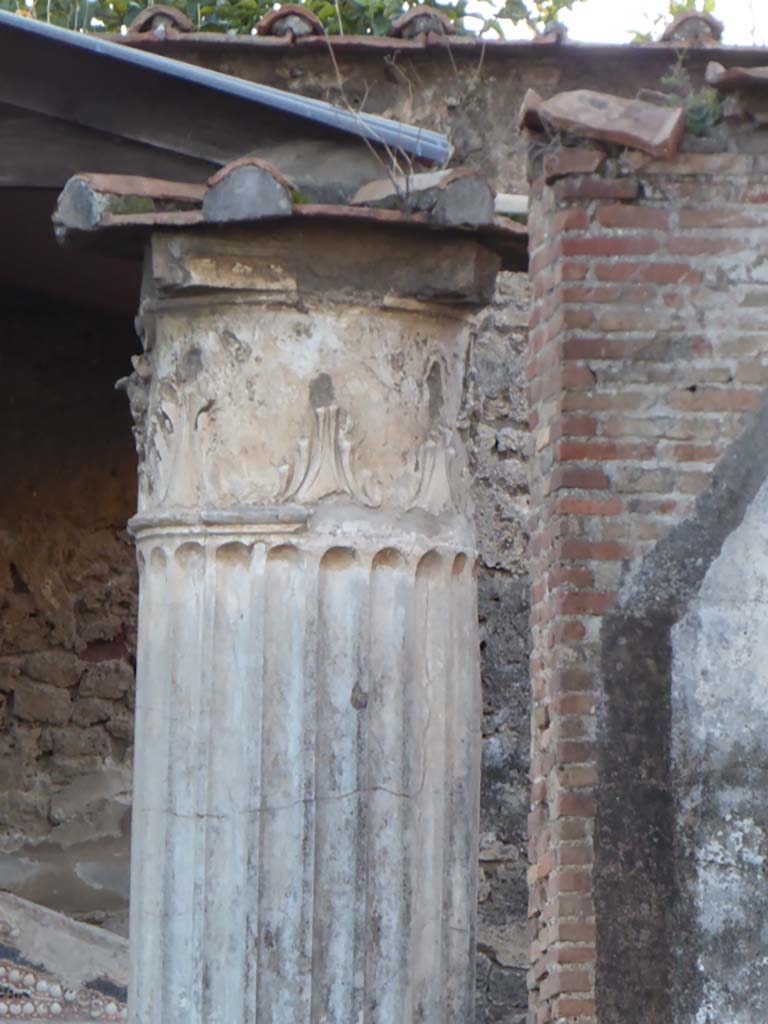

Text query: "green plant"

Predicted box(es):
[481, 0, 576, 37]
[0, 0, 576, 36]
[658, 52, 722, 136]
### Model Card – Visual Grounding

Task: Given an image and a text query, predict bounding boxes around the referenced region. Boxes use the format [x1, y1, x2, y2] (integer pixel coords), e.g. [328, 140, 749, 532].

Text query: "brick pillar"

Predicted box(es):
[525, 147, 768, 1024]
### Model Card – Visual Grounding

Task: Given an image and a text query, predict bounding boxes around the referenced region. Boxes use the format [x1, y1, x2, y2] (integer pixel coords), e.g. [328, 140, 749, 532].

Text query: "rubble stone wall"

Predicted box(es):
[526, 147, 768, 1024]
[0, 292, 138, 935]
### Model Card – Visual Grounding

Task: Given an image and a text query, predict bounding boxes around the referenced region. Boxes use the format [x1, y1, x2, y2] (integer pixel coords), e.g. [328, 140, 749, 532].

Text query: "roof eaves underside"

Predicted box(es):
[0, 9, 449, 165]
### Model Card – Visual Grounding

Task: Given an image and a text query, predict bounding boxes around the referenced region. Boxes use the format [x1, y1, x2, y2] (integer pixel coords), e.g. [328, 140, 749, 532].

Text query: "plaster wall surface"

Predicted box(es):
[671, 477, 768, 1024]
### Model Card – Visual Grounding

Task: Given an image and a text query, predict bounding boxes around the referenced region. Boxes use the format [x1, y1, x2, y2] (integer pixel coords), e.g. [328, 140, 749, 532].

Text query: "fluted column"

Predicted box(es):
[124, 223, 498, 1024]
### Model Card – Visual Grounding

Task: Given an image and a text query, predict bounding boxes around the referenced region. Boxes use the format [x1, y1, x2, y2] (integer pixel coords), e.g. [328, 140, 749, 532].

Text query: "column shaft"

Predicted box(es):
[130, 534, 479, 1024]
[126, 227, 490, 1023]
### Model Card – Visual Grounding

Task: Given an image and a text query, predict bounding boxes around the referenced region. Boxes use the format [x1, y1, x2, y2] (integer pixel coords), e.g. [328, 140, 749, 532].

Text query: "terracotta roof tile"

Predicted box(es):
[533, 89, 684, 159]
[706, 61, 768, 91]
[207, 156, 294, 191]
[256, 4, 324, 37]
[660, 9, 723, 44]
[128, 4, 193, 36]
[387, 5, 456, 37]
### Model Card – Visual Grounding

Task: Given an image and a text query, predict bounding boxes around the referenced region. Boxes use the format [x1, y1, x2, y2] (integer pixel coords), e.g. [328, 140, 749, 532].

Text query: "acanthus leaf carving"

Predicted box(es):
[407, 428, 461, 515]
[276, 404, 380, 508]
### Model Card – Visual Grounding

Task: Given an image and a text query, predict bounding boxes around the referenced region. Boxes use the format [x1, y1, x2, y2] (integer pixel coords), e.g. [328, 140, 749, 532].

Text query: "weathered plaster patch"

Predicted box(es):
[671, 473, 768, 1024]
[596, 392, 768, 1024]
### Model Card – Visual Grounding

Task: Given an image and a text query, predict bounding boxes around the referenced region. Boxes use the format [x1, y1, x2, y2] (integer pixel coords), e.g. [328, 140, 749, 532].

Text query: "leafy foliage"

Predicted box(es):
[0, 0, 576, 36]
[483, 0, 576, 37]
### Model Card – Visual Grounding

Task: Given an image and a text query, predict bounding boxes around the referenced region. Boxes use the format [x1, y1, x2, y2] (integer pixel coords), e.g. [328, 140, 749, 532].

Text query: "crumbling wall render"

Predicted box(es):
[527, 147, 768, 1023]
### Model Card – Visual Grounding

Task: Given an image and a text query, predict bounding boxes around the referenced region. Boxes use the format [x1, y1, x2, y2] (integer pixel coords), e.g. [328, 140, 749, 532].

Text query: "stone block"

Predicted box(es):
[71, 697, 114, 726]
[21, 651, 82, 688]
[13, 681, 72, 725]
[79, 661, 133, 700]
[49, 727, 111, 759]
[106, 707, 134, 742]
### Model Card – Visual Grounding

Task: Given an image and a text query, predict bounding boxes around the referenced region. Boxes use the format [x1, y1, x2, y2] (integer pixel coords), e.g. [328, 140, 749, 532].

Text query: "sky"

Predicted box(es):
[465, 0, 768, 46]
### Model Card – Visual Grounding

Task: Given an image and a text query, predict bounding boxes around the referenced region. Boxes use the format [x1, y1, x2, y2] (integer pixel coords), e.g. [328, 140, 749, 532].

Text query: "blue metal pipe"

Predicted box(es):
[0, 8, 451, 164]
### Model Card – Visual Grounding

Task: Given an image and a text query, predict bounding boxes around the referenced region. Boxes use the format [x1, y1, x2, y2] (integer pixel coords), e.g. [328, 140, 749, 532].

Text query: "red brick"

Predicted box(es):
[540, 969, 592, 999]
[561, 363, 598, 388]
[554, 997, 597, 1017]
[562, 390, 653, 414]
[553, 792, 595, 819]
[556, 591, 616, 615]
[557, 766, 597, 790]
[548, 564, 594, 589]
[557, 439, 655, 462]
[601, 413, 663, 438]
[553, 619, 587, 643]
[554, 496, 624, 517]
[553, 207, 590, 232]
[561, 283, 656, 304]
[597, 308, 660, 332]
[550, 667, 593, 695]
[531, 241, 562, 278]
[640, 261, 702, 285]
[591, 259, 703, 287]
[529, 882, 547, 918]
[561, 337, 637, 360]
[550, 694, 595, 717]
[554, 176, 640, 202]
[544, 147, 606, 183]
[595, 204, 668, 230]
[552, 894, 595, 920]
[593, 261, 643, 282]
[670, 443, 720, 462]
[562, 307, 595, 330]
[555, 921, 597, 944]
[666, 235, 744, 255]
[553, 944, 597, 964]
[549, 869, 592, 895]
[559, 261, 590, 282]
[552, 825, 592, 850]
[677, 471, 711, 494]
[557, 539, 629, 561]
[550, 465, 610, 491]
[557, 835, 598, 860]
[536, 1005, 553, 1024]
[562, 235, 659, 258]
[678, 207, 764, 229]
[556, 741, 596, 764]
[667, 387, 762, 412]
[735, 361, 768, 385]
